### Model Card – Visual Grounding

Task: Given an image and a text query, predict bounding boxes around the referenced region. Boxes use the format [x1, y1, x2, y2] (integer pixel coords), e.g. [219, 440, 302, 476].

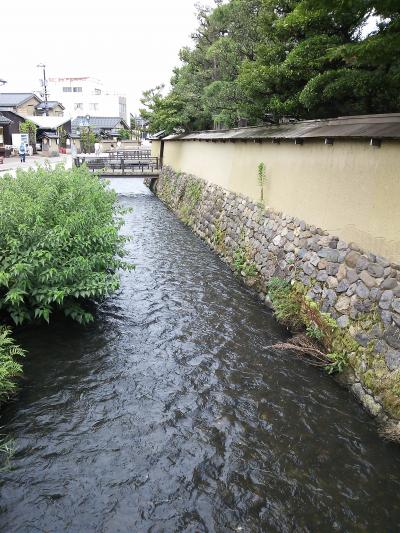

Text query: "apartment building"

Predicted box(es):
[47, 77, 127, 122]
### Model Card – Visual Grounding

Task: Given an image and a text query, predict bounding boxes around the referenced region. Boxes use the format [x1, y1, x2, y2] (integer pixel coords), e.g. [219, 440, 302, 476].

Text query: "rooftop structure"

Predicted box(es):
[71, 116, 129, 137]
[0, 93, 38, 107]
[164, 114, 400, 142]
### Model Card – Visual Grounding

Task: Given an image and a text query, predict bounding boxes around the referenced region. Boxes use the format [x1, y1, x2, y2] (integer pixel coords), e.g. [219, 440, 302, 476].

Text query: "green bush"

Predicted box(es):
[0, 163, 130, 325]
[0, 326, 24, 402]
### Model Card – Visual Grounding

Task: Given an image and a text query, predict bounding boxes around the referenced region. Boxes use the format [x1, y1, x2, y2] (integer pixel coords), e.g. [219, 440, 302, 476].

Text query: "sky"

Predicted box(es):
[1, 0, 216, 115]
[2, 0, 378, 117]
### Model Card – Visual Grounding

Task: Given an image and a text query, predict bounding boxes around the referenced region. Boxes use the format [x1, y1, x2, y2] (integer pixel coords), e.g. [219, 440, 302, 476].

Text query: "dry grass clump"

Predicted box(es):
[379, 421, 400, 444]
[268, 333, 331, 368]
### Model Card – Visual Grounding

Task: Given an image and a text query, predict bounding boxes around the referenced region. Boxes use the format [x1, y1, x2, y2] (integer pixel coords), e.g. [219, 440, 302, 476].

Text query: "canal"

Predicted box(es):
[1, 178, 400, 532]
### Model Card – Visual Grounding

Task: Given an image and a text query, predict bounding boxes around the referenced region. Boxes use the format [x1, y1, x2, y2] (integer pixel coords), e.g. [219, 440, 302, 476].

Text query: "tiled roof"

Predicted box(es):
[164, 114, 400, 142]
[0, 93, 39, 107]
[71, 116, 128, 134]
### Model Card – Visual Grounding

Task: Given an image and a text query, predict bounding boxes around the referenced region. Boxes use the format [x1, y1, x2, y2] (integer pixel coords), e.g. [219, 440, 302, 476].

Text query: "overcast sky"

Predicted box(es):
[2, 1, 378, 117]
[1, 0, 216, 115]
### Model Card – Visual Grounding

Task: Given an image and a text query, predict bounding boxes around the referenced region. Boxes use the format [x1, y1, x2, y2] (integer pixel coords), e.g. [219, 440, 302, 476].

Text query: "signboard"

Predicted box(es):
[12, 133, 29, 149]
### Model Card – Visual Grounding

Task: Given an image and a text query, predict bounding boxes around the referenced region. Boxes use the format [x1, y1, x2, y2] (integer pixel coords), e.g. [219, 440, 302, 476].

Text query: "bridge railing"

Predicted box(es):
[75, 156, 159, 174]
[106, 150, 152, 160]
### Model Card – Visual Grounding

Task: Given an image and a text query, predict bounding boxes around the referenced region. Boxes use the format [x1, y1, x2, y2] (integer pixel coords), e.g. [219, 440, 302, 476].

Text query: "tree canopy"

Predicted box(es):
[140, 0, 400, 133]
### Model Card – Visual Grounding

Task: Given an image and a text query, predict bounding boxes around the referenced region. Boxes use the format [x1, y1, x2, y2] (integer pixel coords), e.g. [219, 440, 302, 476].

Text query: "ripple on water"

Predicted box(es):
[1, 178, 400, 532]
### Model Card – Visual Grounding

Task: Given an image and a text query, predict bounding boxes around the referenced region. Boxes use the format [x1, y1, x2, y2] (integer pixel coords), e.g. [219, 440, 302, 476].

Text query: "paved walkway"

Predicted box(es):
[0, 155, 72, 176]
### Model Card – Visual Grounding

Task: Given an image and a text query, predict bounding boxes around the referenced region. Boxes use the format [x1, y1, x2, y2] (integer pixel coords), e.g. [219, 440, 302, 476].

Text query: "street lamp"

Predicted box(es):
[37, 64, 49, 116]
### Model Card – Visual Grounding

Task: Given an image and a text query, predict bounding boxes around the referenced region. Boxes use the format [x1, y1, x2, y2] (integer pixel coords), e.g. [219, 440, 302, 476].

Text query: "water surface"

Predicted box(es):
[1, 178, 400, 532]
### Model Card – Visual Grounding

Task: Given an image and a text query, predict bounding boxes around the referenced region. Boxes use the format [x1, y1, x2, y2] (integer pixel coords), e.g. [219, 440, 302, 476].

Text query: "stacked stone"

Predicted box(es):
[153, 167, 400, 377]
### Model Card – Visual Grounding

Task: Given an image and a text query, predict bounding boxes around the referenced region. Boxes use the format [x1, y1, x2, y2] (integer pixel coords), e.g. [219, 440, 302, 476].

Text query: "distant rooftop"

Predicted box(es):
[0, 93, 39, 107]
[71, 116, 128, 134]
[164, 114, 400, 142]
[35, 101, 65, 111]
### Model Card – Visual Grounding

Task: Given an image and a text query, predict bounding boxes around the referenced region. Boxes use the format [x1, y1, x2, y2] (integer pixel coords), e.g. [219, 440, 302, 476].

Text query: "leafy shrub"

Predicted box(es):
[0, 163, 130, 325]
[0, 326, 24, 402]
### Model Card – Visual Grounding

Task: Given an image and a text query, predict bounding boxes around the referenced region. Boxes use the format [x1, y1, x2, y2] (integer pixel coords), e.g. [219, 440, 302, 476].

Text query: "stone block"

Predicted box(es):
[346, 268, 359, 284]
[355, 281, 370, 299]
[381, 277, 398, 290]
[368, 263, 385, 278]
[326, 263, 339, 276]
[303, 262, 315, 276]
[337, 315, 350, 328]
[336, 279, 350, 293]
[385, 349, 400, 371]
[335, 295, 350, 312]
[316, 270, 328, 282]
[383, 325, 400, 350]
[379, 290, 394, 310]
[359, 270, 377, 288]
[345, 250, 361, 268]
[326, 276, 338, 289]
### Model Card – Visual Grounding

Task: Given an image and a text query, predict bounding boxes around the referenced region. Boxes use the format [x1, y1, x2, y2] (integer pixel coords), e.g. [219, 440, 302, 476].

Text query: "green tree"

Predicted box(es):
[140, 0, 400, 131]
[118, 128, 131, 140]
[239, 0, 400, 119]
[19, 120, 37, 152]
[80, 127, 97, 153]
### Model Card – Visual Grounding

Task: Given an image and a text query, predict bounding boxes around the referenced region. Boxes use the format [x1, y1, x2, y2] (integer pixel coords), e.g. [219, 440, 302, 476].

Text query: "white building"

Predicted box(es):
[47, 77, 127, 122]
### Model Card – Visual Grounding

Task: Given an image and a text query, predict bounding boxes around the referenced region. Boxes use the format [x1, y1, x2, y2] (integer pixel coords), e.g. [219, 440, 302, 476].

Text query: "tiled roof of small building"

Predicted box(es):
[0, 93, 38, 107]
[71, 116, 128, 134]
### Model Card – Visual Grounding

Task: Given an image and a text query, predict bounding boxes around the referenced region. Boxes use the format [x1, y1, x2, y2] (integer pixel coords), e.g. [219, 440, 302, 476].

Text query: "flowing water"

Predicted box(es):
[1, 178, 400, 532]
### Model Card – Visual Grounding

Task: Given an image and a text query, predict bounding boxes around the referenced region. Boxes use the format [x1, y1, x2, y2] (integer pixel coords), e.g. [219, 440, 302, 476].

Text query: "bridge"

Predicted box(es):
[74, 150, 160, 176]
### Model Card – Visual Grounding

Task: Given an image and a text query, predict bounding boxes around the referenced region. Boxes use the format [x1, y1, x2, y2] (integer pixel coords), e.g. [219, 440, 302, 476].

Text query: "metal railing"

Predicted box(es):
[75, 155, 159, 174]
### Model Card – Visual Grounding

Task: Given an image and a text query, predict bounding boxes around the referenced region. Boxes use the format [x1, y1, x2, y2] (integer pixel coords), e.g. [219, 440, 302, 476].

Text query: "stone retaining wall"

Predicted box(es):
[146, 167, 400, 425]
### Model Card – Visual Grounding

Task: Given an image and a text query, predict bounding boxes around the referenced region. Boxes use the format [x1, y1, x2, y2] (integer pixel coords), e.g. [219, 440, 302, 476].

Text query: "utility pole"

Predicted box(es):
[37, 64, 49, 116]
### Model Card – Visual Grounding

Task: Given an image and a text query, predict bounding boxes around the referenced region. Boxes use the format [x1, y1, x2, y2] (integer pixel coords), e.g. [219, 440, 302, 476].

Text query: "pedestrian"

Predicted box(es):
[71, 141, 77, 158]
[19, 142, 26, 163]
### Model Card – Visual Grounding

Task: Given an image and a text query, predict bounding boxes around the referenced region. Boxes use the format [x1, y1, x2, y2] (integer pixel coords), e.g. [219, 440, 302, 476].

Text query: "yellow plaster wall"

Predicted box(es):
[159, 139, 400, 263]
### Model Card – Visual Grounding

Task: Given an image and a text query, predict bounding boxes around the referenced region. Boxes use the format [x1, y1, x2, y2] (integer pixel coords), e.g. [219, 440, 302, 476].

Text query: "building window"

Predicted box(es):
[63, 87, 72, 92]
[94, 88, 101, 95]
[74, 103, 83, 110]
[73, 87, 82, 93]
[90, 103, 98, 111]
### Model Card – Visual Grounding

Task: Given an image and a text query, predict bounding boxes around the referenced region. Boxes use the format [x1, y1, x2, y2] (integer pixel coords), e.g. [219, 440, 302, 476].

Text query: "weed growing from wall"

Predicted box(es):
[267, 277, 361, 374]
[179, 179, 203, 224]
[257, 162, 267, 204]
[233, 246, 258, 278]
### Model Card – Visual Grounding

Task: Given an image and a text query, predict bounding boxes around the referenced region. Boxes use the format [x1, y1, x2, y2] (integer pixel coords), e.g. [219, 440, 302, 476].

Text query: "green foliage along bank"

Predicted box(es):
[0, 163, 130, 325]
[0, 164, 131, 403]
[0, 327, 24, 403]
